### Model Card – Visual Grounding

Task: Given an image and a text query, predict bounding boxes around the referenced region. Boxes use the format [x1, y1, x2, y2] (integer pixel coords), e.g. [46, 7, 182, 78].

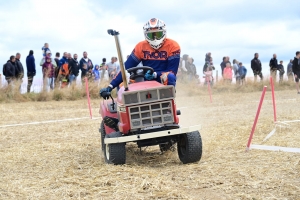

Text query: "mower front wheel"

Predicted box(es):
[177, 131, 202, 164]
[103, 132, 126, 165]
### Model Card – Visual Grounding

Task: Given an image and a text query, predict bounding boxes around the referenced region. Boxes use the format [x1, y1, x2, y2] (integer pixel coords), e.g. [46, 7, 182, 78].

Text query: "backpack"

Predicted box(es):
[59, 63, 69, 76]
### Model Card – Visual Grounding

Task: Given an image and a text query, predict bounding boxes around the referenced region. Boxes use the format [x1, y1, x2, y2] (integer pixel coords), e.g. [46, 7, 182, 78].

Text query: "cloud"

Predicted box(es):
[0, 0, 299, 83]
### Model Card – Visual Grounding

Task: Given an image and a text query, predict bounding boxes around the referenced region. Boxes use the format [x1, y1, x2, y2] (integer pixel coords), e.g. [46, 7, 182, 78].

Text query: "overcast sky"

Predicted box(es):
[1, 0, 299, 80]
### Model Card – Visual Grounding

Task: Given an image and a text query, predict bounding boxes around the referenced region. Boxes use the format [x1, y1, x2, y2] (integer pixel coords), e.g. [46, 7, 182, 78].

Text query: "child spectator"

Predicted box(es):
[232, 59, 240, 83]
[93, 65, 100, 82]
[223, 63, 232, 83]
[42, 43, 51, 58]
[204, 66, 213, 86]
[278, 60, 285, 83]
[237, 62, 247, 85]
[42, 57, 54, 90]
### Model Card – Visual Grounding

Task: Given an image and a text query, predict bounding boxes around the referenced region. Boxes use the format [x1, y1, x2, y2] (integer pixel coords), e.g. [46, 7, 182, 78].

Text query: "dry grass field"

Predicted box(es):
[0, 82, 299, 199]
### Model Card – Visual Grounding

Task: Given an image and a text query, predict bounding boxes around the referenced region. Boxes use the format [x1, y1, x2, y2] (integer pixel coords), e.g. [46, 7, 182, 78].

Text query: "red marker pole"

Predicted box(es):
[85, 77, 93, 119]
[270, 77, 277, 122]
[246, 86, 267, 151]
[207, 79, 212, 103]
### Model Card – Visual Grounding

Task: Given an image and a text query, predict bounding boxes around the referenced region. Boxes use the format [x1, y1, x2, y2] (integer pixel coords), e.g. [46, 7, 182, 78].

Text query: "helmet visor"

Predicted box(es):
[146, 31, 164, 41]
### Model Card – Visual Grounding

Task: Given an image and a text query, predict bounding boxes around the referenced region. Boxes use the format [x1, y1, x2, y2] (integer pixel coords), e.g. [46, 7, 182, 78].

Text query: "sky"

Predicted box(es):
[0, 0, 300, 85]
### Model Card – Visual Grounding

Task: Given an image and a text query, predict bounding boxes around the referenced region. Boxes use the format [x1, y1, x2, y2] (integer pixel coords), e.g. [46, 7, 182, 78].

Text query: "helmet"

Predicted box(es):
[143, 18, 167, 50]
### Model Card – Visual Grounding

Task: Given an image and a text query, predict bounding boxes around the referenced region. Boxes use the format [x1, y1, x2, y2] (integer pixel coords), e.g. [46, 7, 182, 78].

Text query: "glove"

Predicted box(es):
[144, 70, 157, 80]
[100, 86, 113, 99]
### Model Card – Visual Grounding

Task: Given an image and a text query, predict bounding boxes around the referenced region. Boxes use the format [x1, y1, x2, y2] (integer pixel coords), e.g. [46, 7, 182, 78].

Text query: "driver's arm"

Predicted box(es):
[110, 46, 141, 88]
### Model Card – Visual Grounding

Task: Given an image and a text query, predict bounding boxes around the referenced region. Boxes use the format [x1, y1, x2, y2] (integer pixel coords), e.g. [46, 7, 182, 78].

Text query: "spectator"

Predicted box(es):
[226, 56, 231, 64]
[251, 53, 263, 82]
[237, 62, 247, 85]
[79, 51, 94, 81]
[209, 57, 214, 70]
[223, 62, 232, 83]
[54, 52, 60, 66]
[41, 43, 51, 58]
[220, 57, 227, 76]
[81, 63, 93, 82]
[205, 52, 211, 63]
[54, 52, 60, 88]
[42, 56, 54, 90]
[114, 57, 121, 74]
[287, 59, 294, 81]
[232, 59, 240, 83]
[292, 51, 300, 94]
[68, 53, 80, 85]
[39, 50, 57, 68]
[15, 53, 24, 82]
[269, 54, 278, 81]
[2, 55, 16, 85]
[179, 54, 189, 79]
[59, 52, 68, 67]
[25, 50, 36, 93]
[93, 65, 100, 82]
[278, 61, 285, 83]
[100, 58, 106, 80]
[204, 66, 213, 86]
[106, 57, 117, 80]
[187, 57, 197, 80]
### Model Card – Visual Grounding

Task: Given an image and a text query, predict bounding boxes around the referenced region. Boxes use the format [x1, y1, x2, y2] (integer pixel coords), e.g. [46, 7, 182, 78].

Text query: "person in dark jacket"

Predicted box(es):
[79, 51, 94, 80]
[59, 52, 69, 67]
[287, 59, 294, 81]
[277, 60, 285, 83]
[53, 52, 60, 88]
[68, 53, 80, 85]
[269, 54, 278, 81]
[25, 50, 36, 92]
[220, 56, 227, 76]
[3, 55, 17, 85]
[292, 51, 300, 94]
[15, 53, 24, 81]
[251, 53, 263, 82]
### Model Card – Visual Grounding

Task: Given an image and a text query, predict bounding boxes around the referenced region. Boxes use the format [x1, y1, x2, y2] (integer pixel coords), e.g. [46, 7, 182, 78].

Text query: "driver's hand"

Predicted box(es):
[145, 70, 157, 80]
[100, 86, 113, 99]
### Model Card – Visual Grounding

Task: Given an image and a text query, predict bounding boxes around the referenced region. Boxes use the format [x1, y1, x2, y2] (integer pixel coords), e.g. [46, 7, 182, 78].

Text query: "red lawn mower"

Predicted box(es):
[99, 29, 202, 165]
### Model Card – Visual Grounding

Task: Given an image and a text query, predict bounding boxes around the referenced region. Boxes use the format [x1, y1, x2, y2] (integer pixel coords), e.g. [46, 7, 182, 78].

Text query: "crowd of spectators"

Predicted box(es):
[2, 43, 300, 94]
[1, 43, 123, 92]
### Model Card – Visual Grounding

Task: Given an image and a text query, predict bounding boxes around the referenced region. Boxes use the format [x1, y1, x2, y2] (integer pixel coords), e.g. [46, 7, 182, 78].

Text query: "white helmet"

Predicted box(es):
[143, 18, 167, 50]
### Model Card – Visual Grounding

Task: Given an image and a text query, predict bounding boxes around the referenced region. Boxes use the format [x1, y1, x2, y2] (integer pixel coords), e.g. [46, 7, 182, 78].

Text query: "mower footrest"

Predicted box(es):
[104, 125, 201, 144]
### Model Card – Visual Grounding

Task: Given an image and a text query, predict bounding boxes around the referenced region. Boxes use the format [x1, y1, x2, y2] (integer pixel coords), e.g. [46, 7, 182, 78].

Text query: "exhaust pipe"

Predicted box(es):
[107, 29, 128, 91]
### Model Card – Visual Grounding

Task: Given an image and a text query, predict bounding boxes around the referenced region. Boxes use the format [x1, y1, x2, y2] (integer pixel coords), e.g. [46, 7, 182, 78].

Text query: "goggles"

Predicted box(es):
[146, 31, 164, 41]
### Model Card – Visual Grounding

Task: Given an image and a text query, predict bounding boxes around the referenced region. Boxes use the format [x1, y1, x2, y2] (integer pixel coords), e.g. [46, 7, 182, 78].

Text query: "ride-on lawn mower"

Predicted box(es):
[99, 29, 202, 165]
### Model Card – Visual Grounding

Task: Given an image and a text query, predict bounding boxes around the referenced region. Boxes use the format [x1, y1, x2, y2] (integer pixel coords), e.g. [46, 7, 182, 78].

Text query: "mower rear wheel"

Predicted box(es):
[177, 131, 202, 164]
[104, 133, 126, 165]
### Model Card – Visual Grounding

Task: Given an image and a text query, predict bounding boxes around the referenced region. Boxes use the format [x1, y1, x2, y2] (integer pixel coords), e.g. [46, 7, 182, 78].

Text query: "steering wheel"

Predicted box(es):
[127, 66, 154, 81]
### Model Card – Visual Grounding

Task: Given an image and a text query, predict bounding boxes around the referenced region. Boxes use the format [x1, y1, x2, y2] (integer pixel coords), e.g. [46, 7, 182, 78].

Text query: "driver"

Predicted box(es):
[100, 18, 181, 96]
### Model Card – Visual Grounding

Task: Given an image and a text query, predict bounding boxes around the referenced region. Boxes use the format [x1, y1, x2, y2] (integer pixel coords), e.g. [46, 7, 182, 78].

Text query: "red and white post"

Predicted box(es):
[270, 77, 277, 122]
[246, 86, 267, 151]
[207, 78, 212, 103]
[85, 77, 93, 119]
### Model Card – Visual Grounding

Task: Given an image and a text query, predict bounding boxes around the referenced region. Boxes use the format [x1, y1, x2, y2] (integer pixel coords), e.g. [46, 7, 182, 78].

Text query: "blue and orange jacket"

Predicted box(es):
[110, 38, 180, 88]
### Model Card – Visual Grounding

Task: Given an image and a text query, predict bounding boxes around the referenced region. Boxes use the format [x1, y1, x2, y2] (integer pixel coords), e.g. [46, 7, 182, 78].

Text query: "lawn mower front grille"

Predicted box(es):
[123, 86, 175, 105]
[129, 100, 174, 129]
